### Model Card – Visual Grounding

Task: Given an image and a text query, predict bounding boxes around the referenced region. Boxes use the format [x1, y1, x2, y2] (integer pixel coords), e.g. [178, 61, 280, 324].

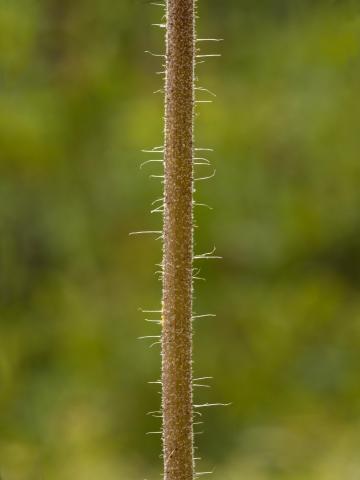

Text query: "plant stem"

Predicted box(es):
[161, 0, 195, 479]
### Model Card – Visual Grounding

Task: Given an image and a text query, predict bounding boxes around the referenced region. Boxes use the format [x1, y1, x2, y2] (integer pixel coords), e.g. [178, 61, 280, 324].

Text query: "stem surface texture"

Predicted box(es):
[161, 0, 195, 479]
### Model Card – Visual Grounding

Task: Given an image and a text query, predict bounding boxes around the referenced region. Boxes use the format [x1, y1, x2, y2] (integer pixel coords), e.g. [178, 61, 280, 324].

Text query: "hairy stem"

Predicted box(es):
[161, 0, 195, 479]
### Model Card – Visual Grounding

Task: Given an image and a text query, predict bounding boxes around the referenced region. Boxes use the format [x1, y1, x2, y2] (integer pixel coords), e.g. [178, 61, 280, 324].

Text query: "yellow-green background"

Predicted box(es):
[2, 0, 360, 478]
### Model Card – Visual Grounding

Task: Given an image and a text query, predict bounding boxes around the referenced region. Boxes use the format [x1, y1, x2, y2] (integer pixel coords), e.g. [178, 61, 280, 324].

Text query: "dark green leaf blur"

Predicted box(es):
[1, 0, 360, 478]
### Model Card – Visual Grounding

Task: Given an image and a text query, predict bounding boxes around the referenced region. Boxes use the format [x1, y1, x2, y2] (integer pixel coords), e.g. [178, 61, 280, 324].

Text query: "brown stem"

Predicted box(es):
[161, 0, 195, 479]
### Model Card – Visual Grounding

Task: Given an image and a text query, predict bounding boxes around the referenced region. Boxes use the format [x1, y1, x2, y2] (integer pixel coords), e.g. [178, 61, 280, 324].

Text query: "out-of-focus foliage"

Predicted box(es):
[1, 0, 360, 478]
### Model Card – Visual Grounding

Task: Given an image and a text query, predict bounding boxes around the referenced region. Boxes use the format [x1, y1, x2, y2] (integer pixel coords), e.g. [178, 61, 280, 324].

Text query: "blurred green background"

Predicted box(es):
[2, 0, 360, 478]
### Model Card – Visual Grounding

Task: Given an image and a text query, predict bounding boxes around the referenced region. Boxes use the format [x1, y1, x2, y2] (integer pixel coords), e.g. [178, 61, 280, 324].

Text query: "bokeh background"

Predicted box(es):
[2, 0, 360, 478]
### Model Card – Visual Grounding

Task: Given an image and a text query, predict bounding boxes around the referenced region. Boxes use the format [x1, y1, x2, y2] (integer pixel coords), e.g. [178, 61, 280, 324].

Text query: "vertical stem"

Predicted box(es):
[161, 0, 195, 479]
